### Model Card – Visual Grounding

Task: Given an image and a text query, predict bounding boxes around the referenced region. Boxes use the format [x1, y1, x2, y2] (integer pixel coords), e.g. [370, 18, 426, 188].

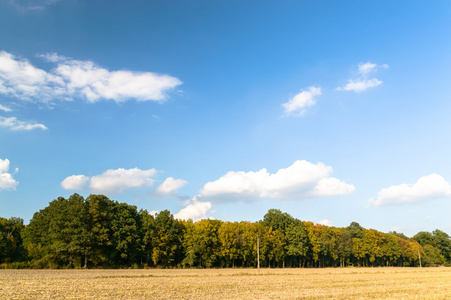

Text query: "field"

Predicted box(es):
[1, 267, 451, 299]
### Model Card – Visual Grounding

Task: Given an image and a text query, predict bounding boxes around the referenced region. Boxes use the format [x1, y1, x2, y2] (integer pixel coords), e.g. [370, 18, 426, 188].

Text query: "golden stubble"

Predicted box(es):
[1, 267, 450, 299]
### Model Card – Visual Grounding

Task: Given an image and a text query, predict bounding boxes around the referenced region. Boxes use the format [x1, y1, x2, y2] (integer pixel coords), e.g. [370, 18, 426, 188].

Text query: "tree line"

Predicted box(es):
[1, 193, 450, 268]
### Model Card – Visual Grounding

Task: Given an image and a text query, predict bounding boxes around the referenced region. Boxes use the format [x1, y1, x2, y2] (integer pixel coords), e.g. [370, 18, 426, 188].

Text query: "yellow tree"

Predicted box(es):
[303, 221, 321, 266]
[218, 221, 243, 267]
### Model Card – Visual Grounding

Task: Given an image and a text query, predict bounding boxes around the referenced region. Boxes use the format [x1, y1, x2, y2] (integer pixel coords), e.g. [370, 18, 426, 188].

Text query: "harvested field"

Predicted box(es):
[1, 267, 450, 299]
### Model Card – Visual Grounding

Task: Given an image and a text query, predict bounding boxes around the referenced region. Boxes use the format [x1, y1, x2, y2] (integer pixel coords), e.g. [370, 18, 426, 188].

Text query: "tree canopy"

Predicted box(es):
[1, 193, 450, 269]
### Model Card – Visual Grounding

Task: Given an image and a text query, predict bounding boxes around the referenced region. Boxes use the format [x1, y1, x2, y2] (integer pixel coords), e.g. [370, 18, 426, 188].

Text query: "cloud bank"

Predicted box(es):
[0, 158, 18, 190]
[282, 86, 321, 116]
[199, 160, 355, 202]
[368, 173, 451, 206]
[0, 51, 182, 103]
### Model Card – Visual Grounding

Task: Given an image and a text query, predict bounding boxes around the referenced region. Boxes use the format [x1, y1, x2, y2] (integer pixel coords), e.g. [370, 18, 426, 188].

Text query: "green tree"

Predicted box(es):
[431, 230, 451, 263]
[151, 210, 183, 267]
[23, 194, 89, 268]
[285, 220, 308, 267]
[261, 209, 294, 232]
[109, 202, 142, 265]
[338, 230, 352, 267]
[139, 209, 155, 265]
[0, 217, 25, 263]
[382, 234, 401, 266]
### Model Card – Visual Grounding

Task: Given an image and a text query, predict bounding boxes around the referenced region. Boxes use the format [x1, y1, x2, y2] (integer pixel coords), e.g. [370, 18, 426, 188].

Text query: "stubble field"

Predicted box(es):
[1, 267, 450, 299]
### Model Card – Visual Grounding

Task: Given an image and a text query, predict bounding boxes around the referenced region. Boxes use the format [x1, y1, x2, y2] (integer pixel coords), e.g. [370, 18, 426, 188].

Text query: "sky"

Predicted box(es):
[1, 0, 451, 237]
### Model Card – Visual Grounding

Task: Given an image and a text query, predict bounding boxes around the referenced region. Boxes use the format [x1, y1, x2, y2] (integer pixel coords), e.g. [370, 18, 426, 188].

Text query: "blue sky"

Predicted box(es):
[1, 0, 451, 236]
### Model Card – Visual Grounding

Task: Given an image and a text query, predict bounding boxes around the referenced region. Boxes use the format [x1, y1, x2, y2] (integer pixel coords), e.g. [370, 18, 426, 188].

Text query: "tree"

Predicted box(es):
[261, 209, 295, 231]
[338, 230, 352, 267]
[151, 210, 183, 267]
[285, 220, 308, 267]
[413, 231, 434, 247]
[239, 222, 263, 267]
[109, 202, 141, 265]
[218, 222, 243, 267]
[422, 244, 445, 266]
[431, 230, 451, 263]
[139, 209, 155, 265]
[84, 194, 114, 267]
[303, 221, 322, 267]
[23, 194, 89, 268]
[0, 217, 25, 263]
[182, 219, 221, 268]
[382, 234, 401, 266]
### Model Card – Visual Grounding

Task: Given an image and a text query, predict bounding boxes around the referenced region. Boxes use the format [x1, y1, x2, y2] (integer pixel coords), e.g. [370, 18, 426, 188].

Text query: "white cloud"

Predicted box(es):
[368, 174, 451, 207]
[358, 62, 389, 76]
[358, 62, 378, 76]
[61, 175, 90, 190]
[337, 62, 388, 92]
[318, 219, 333, 226]
[156, 177, 187, 194]
[199, 160, 355, 203]
[6, 0, 63, 11]
[0, 116, 47, 130]
[53, 58, 182, 103]
[174, 198, 213, 221]
[0, 50, 182, 103]
[149, 210, 159, 217]
[0, 158, 18, 191]
[90, 167, 157, 194]
[0, 159, 10, 173]
[282, 86, 321, 116]
[39, 53, 66, 63]
[0, 51, 64, 102]
[0, 104, 12, 112]
[336, 78, 382, 93]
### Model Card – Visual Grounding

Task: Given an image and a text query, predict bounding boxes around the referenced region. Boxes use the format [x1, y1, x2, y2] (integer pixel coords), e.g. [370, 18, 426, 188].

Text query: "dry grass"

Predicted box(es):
[1, 267, 450, 299]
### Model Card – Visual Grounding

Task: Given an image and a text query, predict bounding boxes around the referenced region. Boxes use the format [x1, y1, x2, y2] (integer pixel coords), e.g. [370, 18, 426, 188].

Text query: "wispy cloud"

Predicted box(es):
[0, 116, 47, 130]
[6, 0, 65, 12]
[337, 78, 382, 93]
[198, 160, 355, 203]
[282, 86, 321, 116]
[0, 158, 18, 191]
[337, 62, 388, 93]
[368, 174, 451, 206]
[0, 50, 182, 103]
[0, 104, 12, 112]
